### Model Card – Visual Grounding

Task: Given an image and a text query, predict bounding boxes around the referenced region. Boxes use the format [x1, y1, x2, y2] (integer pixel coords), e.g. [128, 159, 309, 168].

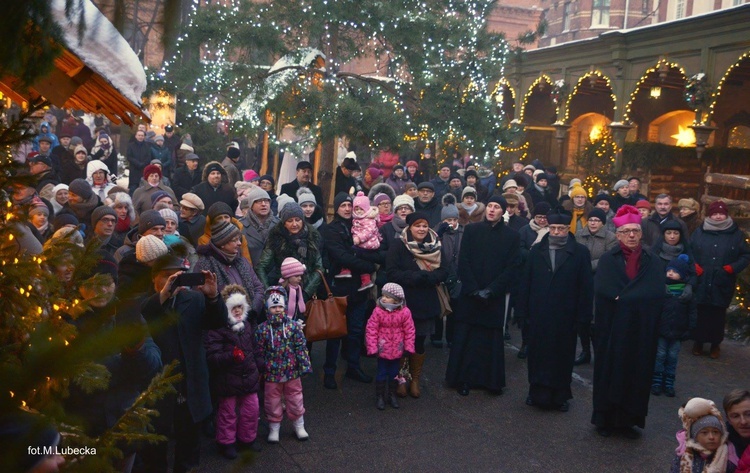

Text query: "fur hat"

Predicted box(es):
[68, 178, 93, 200]
[613, 179, 629, 191]
[139, 210, 166, 235]
[547, 210, 572, 226]
[143, 164, 162, 180]
[223, 285, 250, 331]
[502, 179, 518, 191]
[265, 285, 287, 309]
[353, 191, 370, 212]
[280, 257, 306, 279]
[179, 192, 204, 211]
[667, 254, 690, 281]
[297, 187, 317, 206]
[135, 235, 168, 264]
[382, 282, 405, 303]
[678, 397, 729, 473]
[393, 194, 415, 212]
[502, 192, 519, 205]
[708, 200, 728, 217]
[678, 198, 700, 213]
[612, 205, 642, 228]
[211, 220, 240, 247]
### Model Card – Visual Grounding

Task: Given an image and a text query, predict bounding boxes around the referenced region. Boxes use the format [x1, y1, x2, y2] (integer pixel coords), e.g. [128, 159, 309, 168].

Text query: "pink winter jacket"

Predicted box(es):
[352, 208, 382, 250]
[365, 303, 416, 360]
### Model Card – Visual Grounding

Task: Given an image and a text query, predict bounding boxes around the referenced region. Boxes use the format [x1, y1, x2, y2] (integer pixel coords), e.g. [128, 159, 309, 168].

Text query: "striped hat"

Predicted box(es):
[211, 220, 240, 247]
[280, 257, 306, 278]
[382, 282, 405, 302]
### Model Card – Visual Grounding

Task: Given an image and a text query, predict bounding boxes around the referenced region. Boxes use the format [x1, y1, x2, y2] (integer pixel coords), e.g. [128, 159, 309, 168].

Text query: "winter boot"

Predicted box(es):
[375, 381, 386, 410]
[267, 422, 281, 444]
[358, 273, 374, 291]
[218, 443, 238, 459]
[388, 380, 400, 409]
[692, 342, 703, 356]
[650, 372, 663, 396]
[293, 416, 309, 441]
[396, 357, 409, 398]
[408, 353, 425, 398]
[710, 344, 721, 359]
[664, 374, 676, 397]
[573, 349, 591, 366]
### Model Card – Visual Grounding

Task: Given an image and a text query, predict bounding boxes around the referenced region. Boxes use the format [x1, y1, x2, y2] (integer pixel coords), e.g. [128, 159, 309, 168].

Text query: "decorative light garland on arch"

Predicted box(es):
[519, 74, 553, 122]
[623, 60, 686, 123]
[707, 50, 750, 124]
[563, 70, 617, 123]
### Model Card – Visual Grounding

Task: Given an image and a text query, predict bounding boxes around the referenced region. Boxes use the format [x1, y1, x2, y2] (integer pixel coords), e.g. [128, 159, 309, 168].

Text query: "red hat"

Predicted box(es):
[406, 160, 418, 168]
[143, 163, 162, 180]
[612, 204, 642, 228]
[707, 200, 728, 217]
[635, 200, 651, 210]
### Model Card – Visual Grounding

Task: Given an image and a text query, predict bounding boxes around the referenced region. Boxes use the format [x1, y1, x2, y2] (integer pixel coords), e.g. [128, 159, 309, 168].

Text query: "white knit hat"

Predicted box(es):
[135, 235, 168, 264]
[158, 208, 179, 224]
[393, 194, 415, 212]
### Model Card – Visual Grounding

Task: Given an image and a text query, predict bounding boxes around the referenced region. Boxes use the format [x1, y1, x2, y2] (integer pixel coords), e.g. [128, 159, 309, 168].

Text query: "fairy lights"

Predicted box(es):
[564, 70, 617, 123]
[707, 51, 750, 124]
[519, 75, 553, 122]
[624, 60, 686, 123]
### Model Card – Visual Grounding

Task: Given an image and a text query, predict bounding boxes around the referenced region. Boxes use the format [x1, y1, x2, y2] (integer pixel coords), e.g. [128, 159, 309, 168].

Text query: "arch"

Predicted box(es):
[567, 112, 611, 167]
[648, 110, 708, 147]
[564, 70, 617, 124]
[709, 50, 750, 127]
[490, 78, 517, 119]
[520, 75, 555, 125]
[624, 59, 687, 123]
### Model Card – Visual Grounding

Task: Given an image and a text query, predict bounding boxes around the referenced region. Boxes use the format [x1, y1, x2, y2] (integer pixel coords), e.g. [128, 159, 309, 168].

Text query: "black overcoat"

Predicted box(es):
[591, 246, 664, 428]
[690, 222, 750, 308]
[517, 234, 593, 391]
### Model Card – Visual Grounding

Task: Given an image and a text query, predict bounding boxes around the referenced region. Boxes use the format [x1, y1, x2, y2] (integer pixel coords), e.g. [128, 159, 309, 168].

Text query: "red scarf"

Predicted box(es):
[116, 216, 131, 233]
[619, 242, 642, 280]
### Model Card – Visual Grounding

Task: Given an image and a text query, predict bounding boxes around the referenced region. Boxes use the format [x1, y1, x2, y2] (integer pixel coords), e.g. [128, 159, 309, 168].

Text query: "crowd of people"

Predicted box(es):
[5, 115, 750, 473]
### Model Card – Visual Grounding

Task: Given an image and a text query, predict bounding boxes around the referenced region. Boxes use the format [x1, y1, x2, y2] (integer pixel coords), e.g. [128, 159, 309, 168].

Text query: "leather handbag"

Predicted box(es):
[304, 271, 348, 342]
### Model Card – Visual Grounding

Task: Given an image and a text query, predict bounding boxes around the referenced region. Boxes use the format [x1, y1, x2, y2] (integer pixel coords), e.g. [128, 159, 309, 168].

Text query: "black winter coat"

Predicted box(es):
[518, 235, 593, 390]
[172, 166, 202, 200]
[280, 180, 325, 212]
[691, 222, 750, 308]
[642, 212, 689, 248]
[414, 196, 443, 228]
[204, 321, 264, 397]
[321, 216, 377, 299]
[659, 288, 697, 340]
[456, 219, 521, 328]
[335, 167, 357, 196]
[60, 160, 87, 185]
[386, 235, 449, 320]
[126, 140, 152, 178]
[592, 246, 665, 428]
[191, 181, 238, 216]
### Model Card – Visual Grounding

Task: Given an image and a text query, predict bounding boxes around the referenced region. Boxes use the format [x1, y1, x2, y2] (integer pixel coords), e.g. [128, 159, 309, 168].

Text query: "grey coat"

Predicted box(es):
[575, 227, 618, 272]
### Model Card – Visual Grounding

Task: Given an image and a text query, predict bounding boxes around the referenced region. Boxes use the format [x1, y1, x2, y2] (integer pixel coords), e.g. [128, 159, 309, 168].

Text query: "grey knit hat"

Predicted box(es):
[297, 188, 317, 206]
[279, 202, 304, 223]
[211, 220, 241, 247]
[690, 414, 724, 438]
[441, 204, 459, 220]
[393, 194, 415, 212]
[91, 205, 117, 227]
[242, 186, 270, 210]
[613, 179, 629, 191]
[138, 210, 166, 235]
[207, 202, 233, 221]
[68, 178, 93, 200]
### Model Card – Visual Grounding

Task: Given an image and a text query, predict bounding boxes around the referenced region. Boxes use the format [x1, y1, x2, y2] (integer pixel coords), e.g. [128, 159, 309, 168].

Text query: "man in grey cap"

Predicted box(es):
[239, 186, 279, 267]
[178, 192, 206, 247]
[88, 206, 122, 257]
[414, 182, 442, 227]
[173, 153, 202, 200]
[280, 161, 325, 212]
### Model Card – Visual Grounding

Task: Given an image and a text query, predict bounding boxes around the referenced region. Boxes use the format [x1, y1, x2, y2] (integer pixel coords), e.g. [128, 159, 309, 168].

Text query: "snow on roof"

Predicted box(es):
[234, 48, 325, 126]
[50, 0, 147, 109]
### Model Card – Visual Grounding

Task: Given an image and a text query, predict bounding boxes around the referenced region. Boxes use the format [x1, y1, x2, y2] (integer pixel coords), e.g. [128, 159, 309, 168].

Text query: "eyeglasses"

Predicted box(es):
[588, 218, 601, 223]
[616, 228, 642, 235]
[99, 217, 117, 224]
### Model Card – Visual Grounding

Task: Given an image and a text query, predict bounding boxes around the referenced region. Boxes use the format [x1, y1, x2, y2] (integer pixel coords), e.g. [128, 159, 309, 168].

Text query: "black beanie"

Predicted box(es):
[53, 211, 79, 230]
[406, 212, 429, 226]
[532, 202, 551, 216]
[138, 210, 166, 235]
[487, 195, 507, 212]
[594, 194, 611, 206]
[227, 147, 241, 160]
[334, 192, 352, 212]
[588, 208, 607, 223]
[207, 202, 233, 221]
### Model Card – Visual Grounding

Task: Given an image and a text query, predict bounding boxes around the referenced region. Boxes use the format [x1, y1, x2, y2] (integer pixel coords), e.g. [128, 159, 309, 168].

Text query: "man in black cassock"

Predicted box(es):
[517, 210, 593, 412]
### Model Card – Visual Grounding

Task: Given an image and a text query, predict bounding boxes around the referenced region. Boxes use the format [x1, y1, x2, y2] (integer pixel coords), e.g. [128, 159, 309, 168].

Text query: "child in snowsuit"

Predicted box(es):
[670, 397, 737, 473]
[652, 254, 697, 398]
[335, 191, 381, 291]
[365, 283, 416, 410]
[279, 257, 306, 322]
[255, 286, 312, 443]
[204, 285, 265, 459]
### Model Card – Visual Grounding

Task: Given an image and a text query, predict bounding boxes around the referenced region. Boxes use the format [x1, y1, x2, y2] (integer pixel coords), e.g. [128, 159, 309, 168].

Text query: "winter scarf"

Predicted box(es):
[195, 243, 258, 290]
[667, 281, 686, 296]
[463, 203, 478, 215]
[548, 234, 568, 270]
[284, 282, 306, 318]
[620, 242, 643, 280]
[116, 216, 131, 233]
[282, 225, 309, 260]
[212, 242, 238, 262]
[570, 207, 587, 235]
[378, 212, 394, 228]
[530, 219, 550, 246]
[659, 242, 685, 261]
[378, 298, 403, 312]
[35, 221, 49, 235]
[390, 215, 408, 234]
[703, 216, 734, 232]
[245, 211, 275, 240]
[679, 434, 730, 473]
[401, 227, 442, 270]
[70, 193, 100, 221]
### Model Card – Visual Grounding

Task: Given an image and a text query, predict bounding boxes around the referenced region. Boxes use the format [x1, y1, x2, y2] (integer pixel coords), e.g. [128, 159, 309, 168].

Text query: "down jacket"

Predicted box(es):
[365, 302, 416, 360]
[255, 309, 311, 383]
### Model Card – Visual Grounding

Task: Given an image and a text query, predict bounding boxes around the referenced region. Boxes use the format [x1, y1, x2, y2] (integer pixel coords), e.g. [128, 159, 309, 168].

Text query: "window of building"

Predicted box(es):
[732, 0, 745, 6]
[675, 0, 686, 19]
[592, 0, 610, 27]
[563, 2, 573, 31]
[642, 0, 649, 13]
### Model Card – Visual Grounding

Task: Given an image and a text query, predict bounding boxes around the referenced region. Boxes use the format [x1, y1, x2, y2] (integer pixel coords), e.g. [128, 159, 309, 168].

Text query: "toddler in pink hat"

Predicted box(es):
[280, 257, 307, 321]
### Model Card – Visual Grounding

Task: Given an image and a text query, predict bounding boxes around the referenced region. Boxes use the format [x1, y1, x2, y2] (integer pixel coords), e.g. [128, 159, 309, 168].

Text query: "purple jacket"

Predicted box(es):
[204, 319, 264, 397]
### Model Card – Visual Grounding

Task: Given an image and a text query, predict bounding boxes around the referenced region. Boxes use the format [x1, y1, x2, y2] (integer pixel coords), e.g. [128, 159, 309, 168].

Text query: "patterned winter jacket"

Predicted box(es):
[352, 207, 382, 250]
[255, 310, 312, 383]
[365, 301, 416, 360]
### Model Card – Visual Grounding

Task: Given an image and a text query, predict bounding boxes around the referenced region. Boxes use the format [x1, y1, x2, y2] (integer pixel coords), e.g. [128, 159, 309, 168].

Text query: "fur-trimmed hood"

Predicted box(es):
[201, 160, 229, 183]
[225, 292, 250, 331]
[368, 182, 396, 205]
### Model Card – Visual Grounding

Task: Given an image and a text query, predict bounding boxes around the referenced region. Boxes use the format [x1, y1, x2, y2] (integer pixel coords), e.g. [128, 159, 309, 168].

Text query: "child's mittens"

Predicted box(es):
[695, 263, 704, 276]
[232, 346, 245, 363]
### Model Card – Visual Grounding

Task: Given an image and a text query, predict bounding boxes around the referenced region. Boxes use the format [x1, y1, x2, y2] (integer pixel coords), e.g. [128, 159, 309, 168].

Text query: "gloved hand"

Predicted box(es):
[723, 264, 734, 274]
[678, 284, 693, 301]
[436, 222, 450, 238]
[475, 288, 492, 301]
[232, 346, 245, 363]
[695, 263, 704, 276]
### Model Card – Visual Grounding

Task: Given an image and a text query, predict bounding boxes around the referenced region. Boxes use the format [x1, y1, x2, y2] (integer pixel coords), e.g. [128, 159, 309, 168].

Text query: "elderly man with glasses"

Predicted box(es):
[590, 205, 665, 440]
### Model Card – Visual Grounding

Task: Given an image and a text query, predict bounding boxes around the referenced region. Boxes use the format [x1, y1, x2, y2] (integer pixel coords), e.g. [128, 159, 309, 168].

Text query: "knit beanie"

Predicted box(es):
[406, 212, 429, 226]
[403, 182, 417, 193]
[211, 220, 241, 247]
[158, 208, 179, 224]
[297, 187, 317, 206]
[488, 195, 507, 212]
[406, 160, 418, 169]
[678, 198, 700, 213]
[594, 194, 611, 206]
[243, 186, 270, 209]
[514, 173, 529, 188]
[243, 169, 259, 182]
[353, 191, 370, 212]
[367, 167, 383, 179]
[68, 178, 93, 200]
[635, 199, 651, 210]
[265, 285, 287, 309]
[373, 193, 391, 206]
[276, 193, 295, 214]
[502, 179, 517, 191]
[150, 190, 171, 207]
[462, 186, 477, 200]
[91, 205, 117, 227]
[464, 169, 479, 180]
[417, 182, 435, 191]
[207, 202, 233, 221]
[535, 172, 549, 183]
[382, 282, 405, 303]
[138, 210, 166, 235]
[680, 397, 726, 439]
[280, 257, 306, 279]
[532, 202, 551, 217]
[154, 134, 164, 143]
[29, 203, 49, 218]
[588, 208, 607, 223]
[73, 144, 88, 157]
[570, 184, 587, 198]
[53, 211, 79, 230]
[279, 202, 305, 223]
[136, 235, 169, 264]
[667, 254, 690, 281]
[52, 183, 69, 197]
[227, 147, 241, 160]
[442, 204, 459, 220]
[708, 200, 728, 217]
[613, 179, 629, 191]
[143, 163, 162, 180]
[333, 192, 353, 212]
[393, 194, 415, 212]
[259, 174, 275, 187]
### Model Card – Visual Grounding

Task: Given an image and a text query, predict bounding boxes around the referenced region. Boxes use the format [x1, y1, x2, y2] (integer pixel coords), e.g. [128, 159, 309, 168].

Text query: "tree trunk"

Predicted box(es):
[704, 172, 750, 190]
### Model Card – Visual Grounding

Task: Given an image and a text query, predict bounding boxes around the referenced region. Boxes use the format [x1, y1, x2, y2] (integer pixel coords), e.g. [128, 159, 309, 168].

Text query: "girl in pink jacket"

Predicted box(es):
[365, 283, 416, 411]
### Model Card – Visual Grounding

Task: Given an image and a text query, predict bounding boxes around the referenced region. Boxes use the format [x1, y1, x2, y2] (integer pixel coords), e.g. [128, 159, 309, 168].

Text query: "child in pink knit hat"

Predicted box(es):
[279, 257, 307, 322]
[349, 191, 382, 291]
